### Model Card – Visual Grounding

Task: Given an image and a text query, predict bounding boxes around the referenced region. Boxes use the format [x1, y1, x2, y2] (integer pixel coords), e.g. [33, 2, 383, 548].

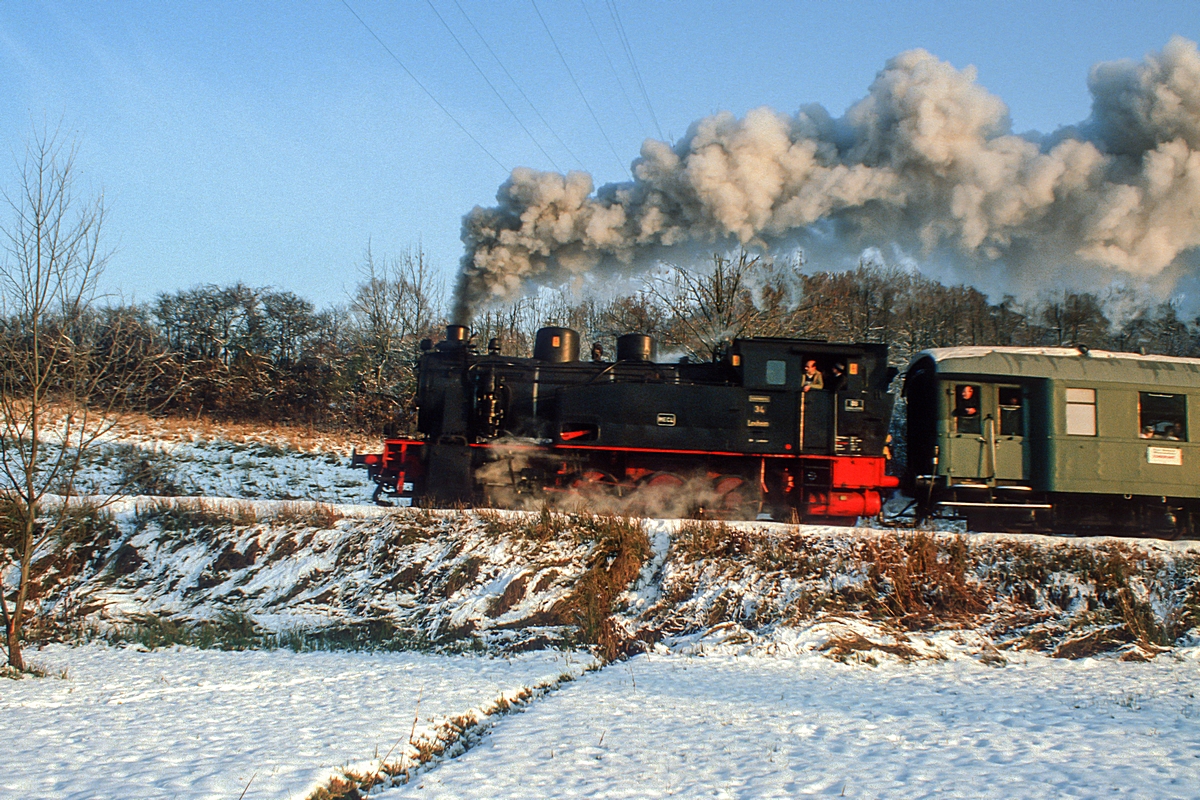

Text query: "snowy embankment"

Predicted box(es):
[35, 503, 1200, 663]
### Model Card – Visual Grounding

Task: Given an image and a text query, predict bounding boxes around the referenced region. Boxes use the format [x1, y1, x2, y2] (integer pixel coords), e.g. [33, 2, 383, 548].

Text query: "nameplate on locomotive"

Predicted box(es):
[1146, 446, 1183, 466]
[843, 398, 864, 411]
[656, 413, 676, 427]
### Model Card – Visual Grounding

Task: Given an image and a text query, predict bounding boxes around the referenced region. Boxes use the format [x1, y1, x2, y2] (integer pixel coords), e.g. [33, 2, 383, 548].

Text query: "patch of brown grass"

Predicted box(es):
[106, 410, 375, 455]
[441, 556, 484, 598]
[673, 519, 753, 561]
[817, 631, 921, 664]
[135, 497, 257, 530]
[553, 515, 651, 660]
[861, 532, 988, 628]
[273, 502, 342, 529]
[1051, 628, 1131, 659]
[487, 573, 530, 618]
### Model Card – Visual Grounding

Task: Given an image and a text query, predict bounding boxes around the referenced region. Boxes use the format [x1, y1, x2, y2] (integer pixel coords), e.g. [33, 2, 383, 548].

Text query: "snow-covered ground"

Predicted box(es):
[6, 418, 1200, 799]
[1, 643, 583, 800]
[72, 414, 377, 504]
[394, 647, 1200, 799]
[5, 643, 1198, 799]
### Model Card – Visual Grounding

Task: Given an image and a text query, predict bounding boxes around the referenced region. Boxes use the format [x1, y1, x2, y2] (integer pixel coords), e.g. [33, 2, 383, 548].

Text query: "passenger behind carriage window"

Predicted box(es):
[954, 384, 981, 434]
[998, 386, 1023, 436]
[1139, 392, 1187, 441]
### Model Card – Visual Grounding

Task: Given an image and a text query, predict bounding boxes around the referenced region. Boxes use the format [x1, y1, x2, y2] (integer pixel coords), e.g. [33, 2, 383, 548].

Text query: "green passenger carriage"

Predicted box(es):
[903, 346, 1200, 536]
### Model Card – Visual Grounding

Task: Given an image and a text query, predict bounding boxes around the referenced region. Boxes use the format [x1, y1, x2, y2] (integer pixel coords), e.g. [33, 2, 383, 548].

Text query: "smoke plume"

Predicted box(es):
[454, 37, 1200, 322]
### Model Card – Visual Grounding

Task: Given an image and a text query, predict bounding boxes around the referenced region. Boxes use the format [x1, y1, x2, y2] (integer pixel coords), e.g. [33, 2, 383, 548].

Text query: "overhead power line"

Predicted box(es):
[424, 0, 563, 171]
[339, 0, 509, 173]
[606, 0, 663, 140]
[450, 0, 588, 171]
[578, 0, 647, 135]
[529, 0, 631, 179]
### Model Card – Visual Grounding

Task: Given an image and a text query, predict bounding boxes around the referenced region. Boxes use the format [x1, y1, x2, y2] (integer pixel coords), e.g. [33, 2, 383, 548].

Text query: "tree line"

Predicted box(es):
[10, 250, 1200, 438]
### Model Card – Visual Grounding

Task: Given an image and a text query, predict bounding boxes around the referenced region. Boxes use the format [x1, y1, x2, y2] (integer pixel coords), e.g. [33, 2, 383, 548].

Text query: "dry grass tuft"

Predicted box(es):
[673, 519, 753, 561]
[817, 631, 920, 664]
[861, 532, 988, 628]
[555, 515, 651, 661]
[135, 497, 257, 530]
[273, 502, 342, 530]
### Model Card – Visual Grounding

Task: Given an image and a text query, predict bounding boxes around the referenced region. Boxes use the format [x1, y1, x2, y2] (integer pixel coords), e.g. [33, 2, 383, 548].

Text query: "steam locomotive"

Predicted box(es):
[353, 325, 899, 521]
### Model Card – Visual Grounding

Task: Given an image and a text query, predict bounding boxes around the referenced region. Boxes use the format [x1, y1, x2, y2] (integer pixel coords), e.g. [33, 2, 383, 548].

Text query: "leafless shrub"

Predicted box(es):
[0, 127, 169, 669]
[861, 532, 989, 627]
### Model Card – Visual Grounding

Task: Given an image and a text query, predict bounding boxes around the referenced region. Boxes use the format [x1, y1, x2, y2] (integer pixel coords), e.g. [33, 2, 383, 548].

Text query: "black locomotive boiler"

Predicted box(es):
[354, 325, 898, 522]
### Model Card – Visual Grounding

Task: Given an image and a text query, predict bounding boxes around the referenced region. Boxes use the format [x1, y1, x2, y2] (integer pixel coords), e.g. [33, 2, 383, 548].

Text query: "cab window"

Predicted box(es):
[765, 359, 787, 385]
[1139, 392, 1187, 441]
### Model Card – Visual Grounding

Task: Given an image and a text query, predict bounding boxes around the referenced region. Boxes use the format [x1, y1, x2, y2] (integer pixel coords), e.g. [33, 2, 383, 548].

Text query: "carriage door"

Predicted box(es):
[993, 385, 1027, 481]
[947, 382, 1027, 481]
[947, 382, 986, 478]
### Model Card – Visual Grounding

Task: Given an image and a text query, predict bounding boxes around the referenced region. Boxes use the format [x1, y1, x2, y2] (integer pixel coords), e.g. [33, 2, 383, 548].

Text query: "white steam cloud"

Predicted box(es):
[454, 37, 1200, 321]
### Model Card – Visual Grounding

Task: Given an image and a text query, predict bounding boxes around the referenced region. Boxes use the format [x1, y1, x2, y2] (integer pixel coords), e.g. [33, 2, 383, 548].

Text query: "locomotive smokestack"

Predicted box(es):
[454, 37, 1200, 319]
[444, 325, 469, 345]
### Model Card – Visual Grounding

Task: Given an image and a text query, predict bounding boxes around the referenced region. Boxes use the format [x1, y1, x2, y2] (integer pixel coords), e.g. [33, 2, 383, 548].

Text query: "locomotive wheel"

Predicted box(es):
[712, 474, 759, 519]
[628, 471, 689, 518]
[571, 470, 621, 499]
[643, 471, 686, 489]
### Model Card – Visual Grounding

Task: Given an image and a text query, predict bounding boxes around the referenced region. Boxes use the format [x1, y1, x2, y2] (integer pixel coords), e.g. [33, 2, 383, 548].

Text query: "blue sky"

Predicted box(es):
[1, 1, 1197, 307]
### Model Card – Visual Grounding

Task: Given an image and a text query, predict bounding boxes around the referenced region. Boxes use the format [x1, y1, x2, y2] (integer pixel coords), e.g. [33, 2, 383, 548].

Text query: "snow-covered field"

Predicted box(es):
[396, 647, 1200, 799]
[5, 643, 1199, 799]
[2, 643, 583, 800]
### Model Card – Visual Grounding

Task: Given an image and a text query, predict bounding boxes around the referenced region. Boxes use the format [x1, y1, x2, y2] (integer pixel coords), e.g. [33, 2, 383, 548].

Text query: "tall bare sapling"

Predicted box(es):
[0, 129, 148, 670]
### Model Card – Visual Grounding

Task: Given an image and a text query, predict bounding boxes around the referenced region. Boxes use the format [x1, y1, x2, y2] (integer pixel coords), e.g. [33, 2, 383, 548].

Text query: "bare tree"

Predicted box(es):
[648, 251, 784, 359]
[0, 128, 143, 670]
[349, 244, 444, 431]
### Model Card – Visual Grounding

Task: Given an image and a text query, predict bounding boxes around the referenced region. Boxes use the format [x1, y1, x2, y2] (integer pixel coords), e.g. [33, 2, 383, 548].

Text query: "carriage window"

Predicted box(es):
[1065, 388, 1096, 436]
[998, 386, 1023, 436]
[954, 384, 981, 434]
[1139, 392, 1187, 441]
[765, 360, 787, 385]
